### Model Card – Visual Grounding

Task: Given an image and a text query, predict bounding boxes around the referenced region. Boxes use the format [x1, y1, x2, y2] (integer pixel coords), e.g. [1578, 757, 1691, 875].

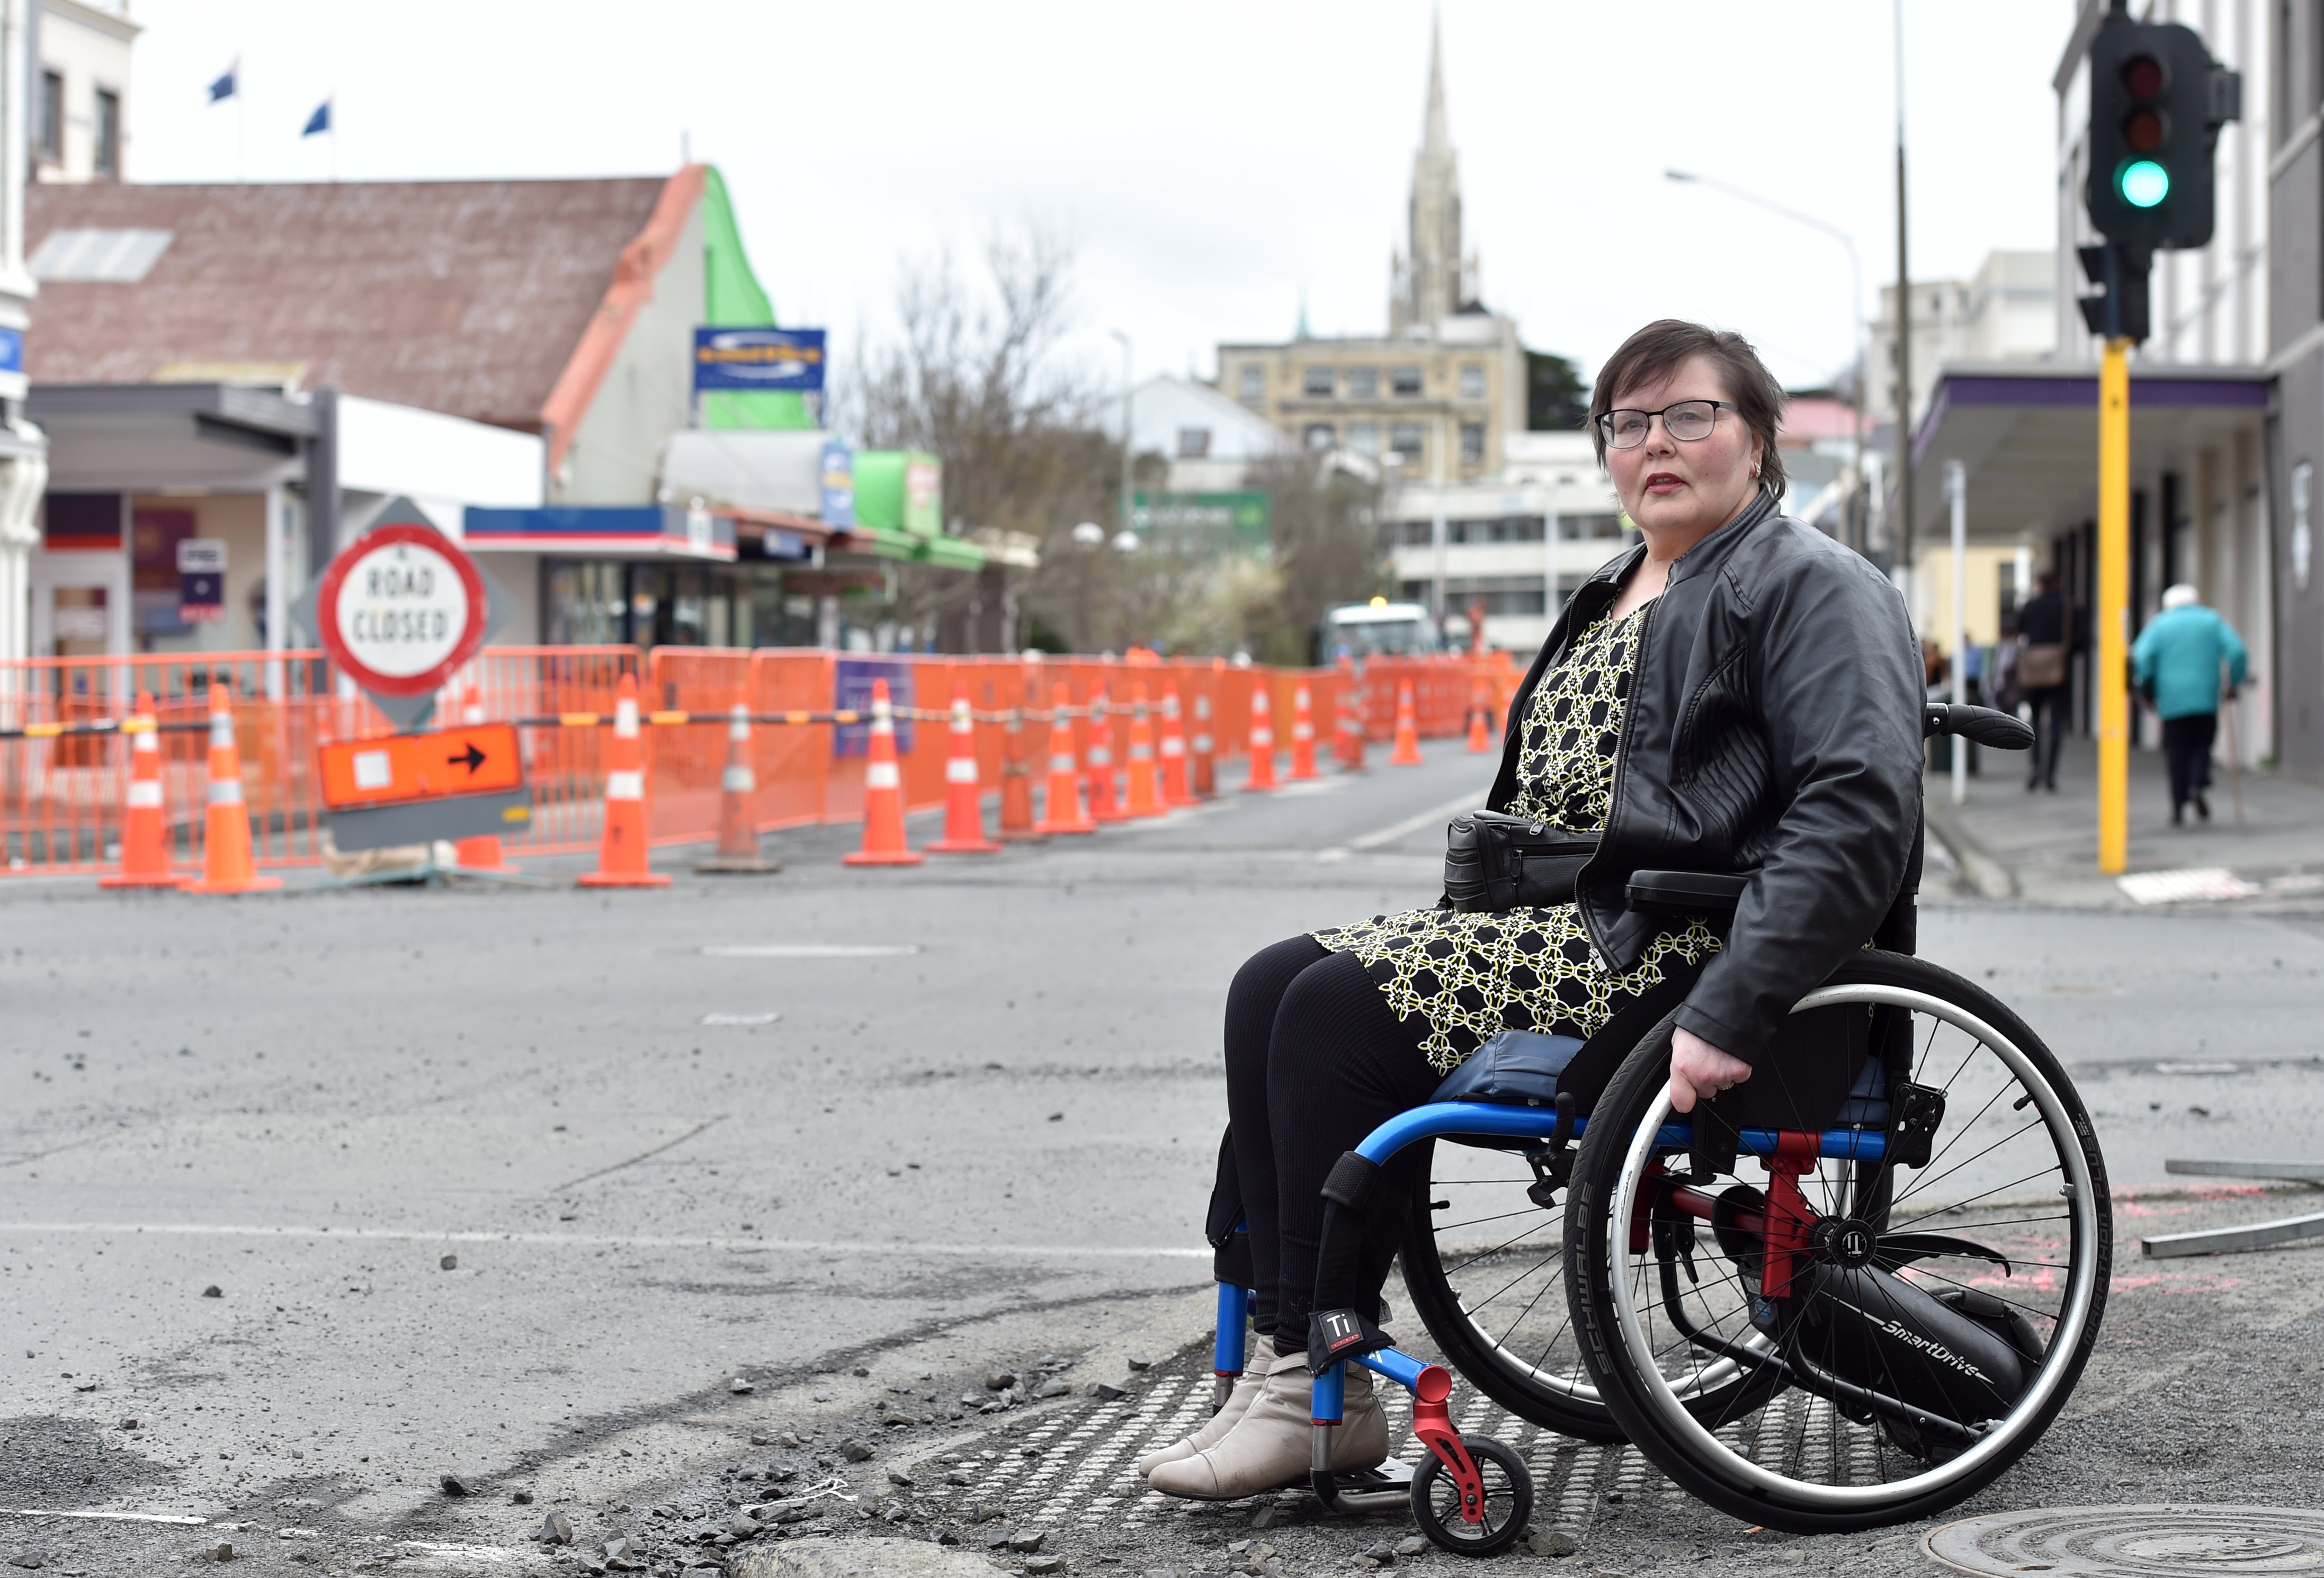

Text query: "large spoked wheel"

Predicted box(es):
[1404, 1133, 1785, 1442]
[1401, 1136, 1620, 1440]
[1410, 1435, 1533, 1557]
[1565, 951, 2112, 1533]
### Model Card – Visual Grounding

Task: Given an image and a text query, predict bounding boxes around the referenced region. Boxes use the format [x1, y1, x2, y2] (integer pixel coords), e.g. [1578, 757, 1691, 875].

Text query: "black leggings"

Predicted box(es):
[1224, 937, 1441, 1355]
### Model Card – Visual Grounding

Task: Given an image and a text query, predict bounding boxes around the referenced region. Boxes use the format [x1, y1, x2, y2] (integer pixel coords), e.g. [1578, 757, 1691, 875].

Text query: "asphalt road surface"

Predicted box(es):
[3, 741, 2321, 1577]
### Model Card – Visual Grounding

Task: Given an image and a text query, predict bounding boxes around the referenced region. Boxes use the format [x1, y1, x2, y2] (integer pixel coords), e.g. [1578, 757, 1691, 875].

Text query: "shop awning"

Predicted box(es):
[1906, 362, 2269, 542]
[464, 503, 737, 560]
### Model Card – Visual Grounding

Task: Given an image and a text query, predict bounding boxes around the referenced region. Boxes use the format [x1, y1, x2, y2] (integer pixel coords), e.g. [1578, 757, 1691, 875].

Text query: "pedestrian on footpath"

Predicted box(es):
[2015, 570, 2072, 793]
[2132, 582, 2247, 826]
[1141, 321, 1924, 1503]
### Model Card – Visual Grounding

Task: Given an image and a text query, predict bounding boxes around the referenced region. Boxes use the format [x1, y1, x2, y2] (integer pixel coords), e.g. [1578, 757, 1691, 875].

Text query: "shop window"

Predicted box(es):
[1238, 364, 1265, 400]
[94, 89, 120, 178]
[1391, 365, 1424, 397]
[1304, 365, 1335, 398]
[1460, 363, 1485, 399]
[1345, 366, 1379, 399]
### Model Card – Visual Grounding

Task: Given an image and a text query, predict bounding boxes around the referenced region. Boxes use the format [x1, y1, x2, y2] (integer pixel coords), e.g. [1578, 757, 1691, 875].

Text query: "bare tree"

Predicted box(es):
[837, 231, 1115, 648]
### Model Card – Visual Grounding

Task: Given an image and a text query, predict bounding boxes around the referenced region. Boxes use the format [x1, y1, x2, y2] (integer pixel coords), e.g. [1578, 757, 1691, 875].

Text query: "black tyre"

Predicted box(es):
[1565, 951, 2112, 1533]
[1401, 1137, 1623, 1441]
[1410, 1434, 1533, 1557]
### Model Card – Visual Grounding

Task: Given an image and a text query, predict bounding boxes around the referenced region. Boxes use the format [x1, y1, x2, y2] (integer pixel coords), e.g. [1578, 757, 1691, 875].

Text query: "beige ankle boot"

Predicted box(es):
[1136, 1334, 1276, 1476]
[1146, 1347, 1389, 1500]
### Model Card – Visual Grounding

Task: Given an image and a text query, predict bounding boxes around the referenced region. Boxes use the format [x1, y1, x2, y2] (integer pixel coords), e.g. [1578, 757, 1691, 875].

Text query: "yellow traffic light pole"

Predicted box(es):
[2096, 337, 2130, 873]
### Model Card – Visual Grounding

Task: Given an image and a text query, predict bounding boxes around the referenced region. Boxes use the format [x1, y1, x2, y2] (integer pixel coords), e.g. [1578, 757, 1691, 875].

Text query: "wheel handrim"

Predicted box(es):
[1605, 982, 2104, 1509]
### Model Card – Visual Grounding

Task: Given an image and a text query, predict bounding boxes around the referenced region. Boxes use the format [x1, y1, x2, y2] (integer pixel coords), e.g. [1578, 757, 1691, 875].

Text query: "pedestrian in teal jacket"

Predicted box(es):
[2132, 584, 2248, 823]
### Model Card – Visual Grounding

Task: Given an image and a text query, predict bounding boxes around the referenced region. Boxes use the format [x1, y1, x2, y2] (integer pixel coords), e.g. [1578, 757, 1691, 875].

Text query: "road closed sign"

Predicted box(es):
[317, 519, 488, 697]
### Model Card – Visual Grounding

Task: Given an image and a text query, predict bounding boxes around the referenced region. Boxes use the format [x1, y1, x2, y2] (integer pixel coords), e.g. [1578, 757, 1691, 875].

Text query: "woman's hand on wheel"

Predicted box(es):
[1668, 1028, 1751, 1114]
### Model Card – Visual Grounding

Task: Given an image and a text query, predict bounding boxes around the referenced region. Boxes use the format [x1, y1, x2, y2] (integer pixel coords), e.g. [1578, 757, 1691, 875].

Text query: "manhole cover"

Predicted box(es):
[1927, 1506, 2324, 1575]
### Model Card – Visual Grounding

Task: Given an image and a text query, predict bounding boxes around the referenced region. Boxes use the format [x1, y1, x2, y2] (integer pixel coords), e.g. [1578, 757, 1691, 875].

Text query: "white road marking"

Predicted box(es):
[700, 1012, 781, 1026]
[0, 1222, 1206, 1260]
[702, 944, 920, 958]
[0, 1509, 208, 1526]
[1317, 790, 1480, 861]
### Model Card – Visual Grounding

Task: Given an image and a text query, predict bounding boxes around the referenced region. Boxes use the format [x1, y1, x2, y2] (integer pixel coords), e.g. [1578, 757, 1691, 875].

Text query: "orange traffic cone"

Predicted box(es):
[1465, 671, 1494, 754]
[103, 689, 178, 888]
[1123, 683, 1164, 817]
[842, 677, 924, 866]
[1086, 687, 1129, 822]
[1190, 674, 1218, 798]
[1158, 681, 1194, 806]
[1390, 678, 1424, 766]
[180, 683, 281, 894]
[999, 682, 1043, 841]
[452, 683, 524, 875]
[1288, 682, 1319, 781]
[1333, 657, 1367, 770]
[1243, 676, 1279, 792]
[1036, 684, 1096, 834]
[929, 688, 1002, 854]
[696, 702, 780, 873]
[579, 673, 672, 886]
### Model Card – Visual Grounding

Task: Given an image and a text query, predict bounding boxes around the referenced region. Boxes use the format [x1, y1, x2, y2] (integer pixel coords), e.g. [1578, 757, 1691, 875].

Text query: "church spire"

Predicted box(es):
[1422, 11, 1450, 161]
[1391, 10, 1466, 336]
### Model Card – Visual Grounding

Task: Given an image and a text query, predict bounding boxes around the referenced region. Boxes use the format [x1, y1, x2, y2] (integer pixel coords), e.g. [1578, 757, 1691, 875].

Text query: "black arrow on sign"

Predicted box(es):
[448, 742, 487, 774]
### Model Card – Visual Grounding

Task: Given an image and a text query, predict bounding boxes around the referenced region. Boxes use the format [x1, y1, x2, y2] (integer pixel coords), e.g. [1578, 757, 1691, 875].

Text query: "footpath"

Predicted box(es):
[1925, 730, 2324, 910]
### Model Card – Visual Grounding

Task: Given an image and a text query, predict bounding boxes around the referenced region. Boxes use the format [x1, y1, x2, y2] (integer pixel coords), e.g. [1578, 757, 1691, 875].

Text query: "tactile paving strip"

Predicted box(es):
[1926, 1505, 2324, 1576]
[904, 1346, 1974, 1536]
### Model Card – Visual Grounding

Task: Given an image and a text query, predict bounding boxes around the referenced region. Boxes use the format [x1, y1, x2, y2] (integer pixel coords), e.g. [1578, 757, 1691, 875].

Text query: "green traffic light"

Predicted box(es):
[2120, 159, 2170, 208]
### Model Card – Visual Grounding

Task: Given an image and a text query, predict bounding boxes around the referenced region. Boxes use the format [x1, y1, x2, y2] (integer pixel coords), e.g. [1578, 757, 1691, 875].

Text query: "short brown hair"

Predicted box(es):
[1587, 320, 1788, 498]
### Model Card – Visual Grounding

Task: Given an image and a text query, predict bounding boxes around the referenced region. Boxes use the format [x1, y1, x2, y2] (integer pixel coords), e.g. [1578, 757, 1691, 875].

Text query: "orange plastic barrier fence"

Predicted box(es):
[0, 647, 1488, 878]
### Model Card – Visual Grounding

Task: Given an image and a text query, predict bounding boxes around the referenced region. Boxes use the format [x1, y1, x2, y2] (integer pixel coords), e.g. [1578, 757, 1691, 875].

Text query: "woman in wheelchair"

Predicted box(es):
[1142, 320, 2109, 1542]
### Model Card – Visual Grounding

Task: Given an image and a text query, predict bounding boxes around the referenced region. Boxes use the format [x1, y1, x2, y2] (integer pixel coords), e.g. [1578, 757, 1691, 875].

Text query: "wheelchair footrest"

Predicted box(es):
[1308, 1458, 1414, 1513]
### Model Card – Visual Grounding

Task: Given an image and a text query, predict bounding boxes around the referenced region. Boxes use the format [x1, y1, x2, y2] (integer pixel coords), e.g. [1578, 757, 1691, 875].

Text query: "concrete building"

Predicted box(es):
[1386, 430, 1632, 653]
[1215, 22, 1525, 483]
[1868, 250, 2058, 429]
[28, 0, 132, 185]
[2269, 0, 2324, 772]
[1908, 1, 2277, 769]
[0, 0, 50, 669]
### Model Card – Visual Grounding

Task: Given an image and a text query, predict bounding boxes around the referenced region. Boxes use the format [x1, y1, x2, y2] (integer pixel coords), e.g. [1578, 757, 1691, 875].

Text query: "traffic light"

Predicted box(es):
[2077, 243, 2151, 344]
[2084, 16, 2241, 250]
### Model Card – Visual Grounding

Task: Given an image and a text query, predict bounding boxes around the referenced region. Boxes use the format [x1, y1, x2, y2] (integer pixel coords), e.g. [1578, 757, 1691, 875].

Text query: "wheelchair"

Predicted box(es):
[1199, 703, 2111, 1554]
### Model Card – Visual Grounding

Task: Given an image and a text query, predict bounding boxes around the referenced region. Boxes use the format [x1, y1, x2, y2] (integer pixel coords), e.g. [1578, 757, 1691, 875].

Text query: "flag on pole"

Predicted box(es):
[301, 98, 332, 137]
[208, 58, 238, 103]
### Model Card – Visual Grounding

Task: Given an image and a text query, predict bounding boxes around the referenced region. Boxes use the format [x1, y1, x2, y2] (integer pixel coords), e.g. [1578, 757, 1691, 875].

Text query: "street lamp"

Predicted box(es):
[1110, 329, 1133, 545]
[1664, 169, 1866, 553]
[1071, 521, 1106, 547]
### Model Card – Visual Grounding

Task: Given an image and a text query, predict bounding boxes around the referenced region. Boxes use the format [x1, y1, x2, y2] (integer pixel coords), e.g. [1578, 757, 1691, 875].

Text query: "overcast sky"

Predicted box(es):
[124, 0, 2076, 400]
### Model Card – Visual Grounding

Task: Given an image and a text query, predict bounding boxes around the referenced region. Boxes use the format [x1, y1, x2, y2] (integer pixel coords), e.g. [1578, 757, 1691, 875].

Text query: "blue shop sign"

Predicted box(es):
[820, 437, 855, 528]
[834, 658, 913, 758]
[0, 327, 22, 374]
[693, 327, 825, 392]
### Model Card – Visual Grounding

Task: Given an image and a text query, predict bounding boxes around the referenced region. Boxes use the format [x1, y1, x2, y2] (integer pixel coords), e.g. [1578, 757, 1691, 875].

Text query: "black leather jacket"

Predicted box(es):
[1487, 488, 1924, 1063]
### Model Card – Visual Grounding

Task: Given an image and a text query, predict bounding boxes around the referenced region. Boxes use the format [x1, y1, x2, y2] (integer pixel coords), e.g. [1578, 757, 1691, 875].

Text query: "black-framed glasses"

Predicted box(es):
[1596, 399, 1737, 449]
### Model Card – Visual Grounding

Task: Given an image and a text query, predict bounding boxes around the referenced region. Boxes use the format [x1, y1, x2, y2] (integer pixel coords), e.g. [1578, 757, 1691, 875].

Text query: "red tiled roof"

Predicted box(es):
[23, 175, 680, 433]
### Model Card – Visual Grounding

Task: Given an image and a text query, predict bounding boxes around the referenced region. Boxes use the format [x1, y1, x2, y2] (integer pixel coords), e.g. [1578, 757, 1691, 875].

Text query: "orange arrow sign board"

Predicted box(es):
[317, 724, 525, 809]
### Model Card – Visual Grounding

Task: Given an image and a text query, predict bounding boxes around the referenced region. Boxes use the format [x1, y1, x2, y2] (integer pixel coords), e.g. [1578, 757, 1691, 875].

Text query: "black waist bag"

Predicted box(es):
[1443, 810, 1598, 912]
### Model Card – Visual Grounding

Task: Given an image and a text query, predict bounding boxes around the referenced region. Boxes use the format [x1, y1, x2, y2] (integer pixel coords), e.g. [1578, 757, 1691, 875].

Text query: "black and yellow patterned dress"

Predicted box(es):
[1312, 605, 1717, 1074]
